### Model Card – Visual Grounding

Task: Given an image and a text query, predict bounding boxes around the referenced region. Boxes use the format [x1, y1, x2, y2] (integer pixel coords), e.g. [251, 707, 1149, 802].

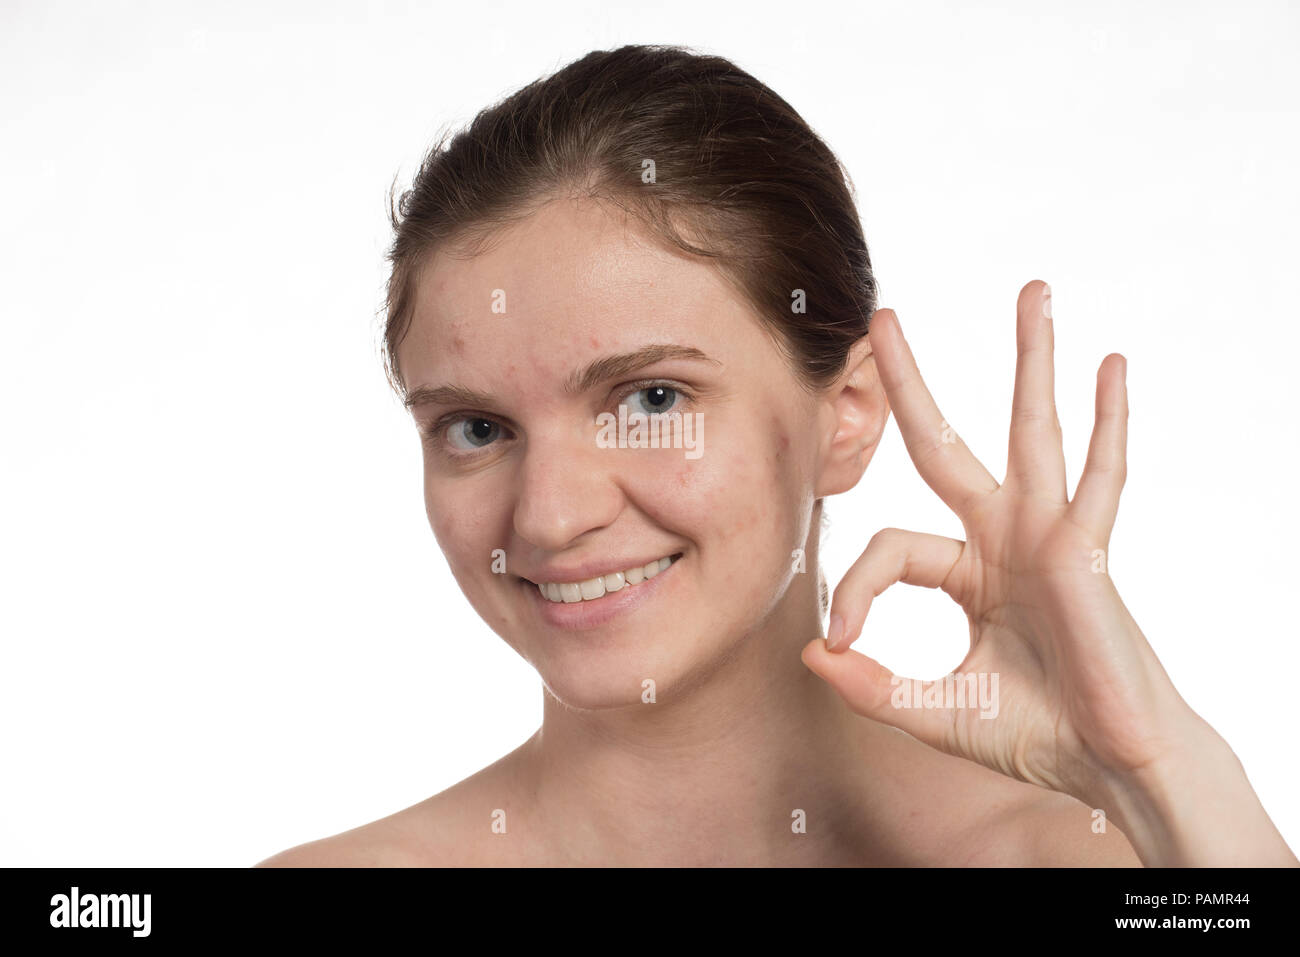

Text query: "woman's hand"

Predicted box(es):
[801, 280, 1297, 866]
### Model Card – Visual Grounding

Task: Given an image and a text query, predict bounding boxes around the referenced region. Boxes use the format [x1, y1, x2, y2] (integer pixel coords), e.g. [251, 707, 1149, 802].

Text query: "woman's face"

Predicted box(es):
[397, 196, 839, 709]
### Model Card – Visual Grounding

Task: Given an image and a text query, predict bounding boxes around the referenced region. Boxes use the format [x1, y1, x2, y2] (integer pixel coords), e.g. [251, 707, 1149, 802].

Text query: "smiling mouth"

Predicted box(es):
[523, 553, 682, 604]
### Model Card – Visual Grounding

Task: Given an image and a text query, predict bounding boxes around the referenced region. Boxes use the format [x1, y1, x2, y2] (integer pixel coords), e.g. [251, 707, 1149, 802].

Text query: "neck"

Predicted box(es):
[517, 576, 891, 865]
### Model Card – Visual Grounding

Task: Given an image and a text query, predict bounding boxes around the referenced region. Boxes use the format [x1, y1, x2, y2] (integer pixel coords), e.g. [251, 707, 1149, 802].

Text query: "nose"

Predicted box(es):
[511, 423, 625, 552]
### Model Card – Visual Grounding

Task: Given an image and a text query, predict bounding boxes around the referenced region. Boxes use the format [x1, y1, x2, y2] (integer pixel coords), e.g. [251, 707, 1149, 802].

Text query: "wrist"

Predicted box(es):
[1097, 713, 1296, 866]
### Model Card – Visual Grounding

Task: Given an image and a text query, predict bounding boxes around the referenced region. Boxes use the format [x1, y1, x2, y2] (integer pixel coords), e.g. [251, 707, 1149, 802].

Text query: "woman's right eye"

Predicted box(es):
[444, 417, 501, 452]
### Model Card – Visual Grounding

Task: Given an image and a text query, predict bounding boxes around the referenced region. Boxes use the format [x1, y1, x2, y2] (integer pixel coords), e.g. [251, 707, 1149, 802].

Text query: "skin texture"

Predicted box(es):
[256, 195, 1292, 867]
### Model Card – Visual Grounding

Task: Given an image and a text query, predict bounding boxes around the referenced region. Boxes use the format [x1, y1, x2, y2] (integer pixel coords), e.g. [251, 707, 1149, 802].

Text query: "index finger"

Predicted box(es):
[870, 308, 999, 517]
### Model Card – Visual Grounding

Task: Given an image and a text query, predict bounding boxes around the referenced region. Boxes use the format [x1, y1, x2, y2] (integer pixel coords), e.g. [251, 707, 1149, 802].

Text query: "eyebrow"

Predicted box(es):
[402, 344, 719, 409]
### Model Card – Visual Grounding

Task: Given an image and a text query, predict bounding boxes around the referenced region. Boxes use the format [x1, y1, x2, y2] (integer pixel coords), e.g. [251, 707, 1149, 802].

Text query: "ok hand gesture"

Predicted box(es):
[802, 280, 1297, 866]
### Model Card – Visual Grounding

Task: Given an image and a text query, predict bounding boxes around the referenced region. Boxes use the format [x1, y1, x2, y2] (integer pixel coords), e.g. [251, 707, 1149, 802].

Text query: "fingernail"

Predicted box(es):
[1042, 283, 1052, 319]
[826, 614, 844, 651]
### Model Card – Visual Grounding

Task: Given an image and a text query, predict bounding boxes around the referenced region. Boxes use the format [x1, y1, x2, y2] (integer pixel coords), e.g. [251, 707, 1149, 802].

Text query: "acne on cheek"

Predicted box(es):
[690, 446, 778, 540]
[769, 412, 819, 493]
[748, 419, 813, 545]
[767, 409, 802, 465]
[637, 454, 726, 539]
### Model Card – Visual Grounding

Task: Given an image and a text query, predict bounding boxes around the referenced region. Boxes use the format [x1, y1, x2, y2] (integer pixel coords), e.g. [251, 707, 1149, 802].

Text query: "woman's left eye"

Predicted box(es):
[623, 385, 680, 415]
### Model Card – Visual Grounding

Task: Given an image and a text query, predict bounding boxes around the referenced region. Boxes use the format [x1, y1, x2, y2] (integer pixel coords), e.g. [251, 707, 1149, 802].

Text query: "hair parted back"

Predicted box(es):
[380, 43, 879, 398]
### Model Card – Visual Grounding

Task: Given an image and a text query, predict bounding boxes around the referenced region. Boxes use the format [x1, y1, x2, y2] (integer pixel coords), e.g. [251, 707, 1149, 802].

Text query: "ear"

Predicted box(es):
[815, 335, 890, 497]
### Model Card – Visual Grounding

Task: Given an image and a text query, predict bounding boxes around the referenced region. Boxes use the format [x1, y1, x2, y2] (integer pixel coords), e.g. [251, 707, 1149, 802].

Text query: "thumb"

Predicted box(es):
[801, 638, 966, 753]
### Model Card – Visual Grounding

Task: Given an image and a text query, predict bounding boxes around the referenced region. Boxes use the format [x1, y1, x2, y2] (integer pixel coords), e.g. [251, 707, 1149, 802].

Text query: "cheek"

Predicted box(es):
[775, 429, 790, 463]
[654, 414, 808, 557]
[424, 477, 501, 577]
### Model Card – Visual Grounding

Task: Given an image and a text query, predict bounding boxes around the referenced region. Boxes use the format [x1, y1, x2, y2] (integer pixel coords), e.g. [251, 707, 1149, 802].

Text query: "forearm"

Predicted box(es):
[1099, 714, 1298, 867]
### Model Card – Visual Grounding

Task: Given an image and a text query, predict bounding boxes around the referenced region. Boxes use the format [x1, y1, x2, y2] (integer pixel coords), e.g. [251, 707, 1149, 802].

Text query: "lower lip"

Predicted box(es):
[525, 558, 679, 630]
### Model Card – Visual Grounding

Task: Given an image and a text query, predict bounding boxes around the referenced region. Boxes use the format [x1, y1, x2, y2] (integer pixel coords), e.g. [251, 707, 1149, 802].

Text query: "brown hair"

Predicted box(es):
[380, 43, 879, 398]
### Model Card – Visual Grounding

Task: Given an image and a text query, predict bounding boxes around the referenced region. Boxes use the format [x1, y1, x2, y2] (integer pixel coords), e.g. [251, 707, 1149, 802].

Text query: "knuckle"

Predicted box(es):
[1011, 406, 1062, 433]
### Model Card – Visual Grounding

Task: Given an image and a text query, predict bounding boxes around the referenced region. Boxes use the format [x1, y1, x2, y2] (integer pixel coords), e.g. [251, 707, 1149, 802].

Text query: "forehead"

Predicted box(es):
[396, 197, 764, 394]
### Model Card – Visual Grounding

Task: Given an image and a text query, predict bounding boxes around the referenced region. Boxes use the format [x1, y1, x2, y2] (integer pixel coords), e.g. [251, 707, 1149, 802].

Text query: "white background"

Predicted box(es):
[2, 0, 1296, 866]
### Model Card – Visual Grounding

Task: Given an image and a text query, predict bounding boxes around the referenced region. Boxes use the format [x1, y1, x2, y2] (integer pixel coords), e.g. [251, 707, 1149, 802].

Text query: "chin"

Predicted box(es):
[530, 638, 715, 712]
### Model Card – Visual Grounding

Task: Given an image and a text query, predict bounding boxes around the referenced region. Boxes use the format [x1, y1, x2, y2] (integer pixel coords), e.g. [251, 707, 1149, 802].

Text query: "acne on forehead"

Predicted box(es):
[424, 201, 726, 310]
[398, 199, 791, 399]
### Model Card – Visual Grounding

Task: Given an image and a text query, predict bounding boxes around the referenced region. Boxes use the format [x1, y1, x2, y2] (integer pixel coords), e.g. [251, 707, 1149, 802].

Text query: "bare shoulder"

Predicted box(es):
[950, 788, 1141, 866]
[1021, 792, 1142, 866]
[865, 726, 1138, 866]
[254, 821, 426, 868]
[254, 738, 535, 868]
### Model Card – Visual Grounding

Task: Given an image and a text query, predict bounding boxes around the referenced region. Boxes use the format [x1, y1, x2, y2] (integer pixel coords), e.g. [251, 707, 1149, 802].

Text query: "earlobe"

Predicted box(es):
[815, 337, 890, 497]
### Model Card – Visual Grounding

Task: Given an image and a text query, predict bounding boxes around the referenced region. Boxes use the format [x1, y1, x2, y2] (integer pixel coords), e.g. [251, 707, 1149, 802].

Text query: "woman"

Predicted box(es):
[258, 44, 1296, 866]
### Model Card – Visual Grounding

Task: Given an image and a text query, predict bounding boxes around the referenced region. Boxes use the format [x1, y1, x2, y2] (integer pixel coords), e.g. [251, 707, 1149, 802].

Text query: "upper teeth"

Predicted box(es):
[536, 555, 676, 603]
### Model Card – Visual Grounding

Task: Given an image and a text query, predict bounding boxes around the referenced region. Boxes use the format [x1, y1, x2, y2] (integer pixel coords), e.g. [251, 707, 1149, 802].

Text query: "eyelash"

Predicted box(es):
[420, 379, 695, 458]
